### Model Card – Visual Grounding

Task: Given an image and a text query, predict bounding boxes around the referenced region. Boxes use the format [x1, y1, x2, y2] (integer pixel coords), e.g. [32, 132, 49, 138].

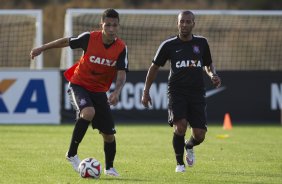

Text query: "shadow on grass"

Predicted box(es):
[100, 177, 151, 182]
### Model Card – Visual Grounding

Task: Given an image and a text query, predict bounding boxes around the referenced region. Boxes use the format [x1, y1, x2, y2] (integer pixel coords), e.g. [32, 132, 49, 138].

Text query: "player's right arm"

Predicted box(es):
[141, 63, 160, 108]
[30, 32, 90, 60]
[30, 37, 69, 59]
[142, 40, 168, 108]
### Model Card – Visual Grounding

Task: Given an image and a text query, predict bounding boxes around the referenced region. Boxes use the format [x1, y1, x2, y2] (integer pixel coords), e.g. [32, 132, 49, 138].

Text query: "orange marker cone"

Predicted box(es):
[223, 113, 232, 130]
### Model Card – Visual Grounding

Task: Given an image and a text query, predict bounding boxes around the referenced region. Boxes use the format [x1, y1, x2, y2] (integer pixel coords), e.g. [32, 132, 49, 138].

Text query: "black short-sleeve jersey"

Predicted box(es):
[69, 32, 90, 52]
[153, 35, 212, 95]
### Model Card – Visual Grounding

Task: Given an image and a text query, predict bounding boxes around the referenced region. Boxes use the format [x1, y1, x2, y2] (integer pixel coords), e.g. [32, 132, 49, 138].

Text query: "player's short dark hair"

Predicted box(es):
[101, 8, 119, 22]
[179, 10, 195, 21]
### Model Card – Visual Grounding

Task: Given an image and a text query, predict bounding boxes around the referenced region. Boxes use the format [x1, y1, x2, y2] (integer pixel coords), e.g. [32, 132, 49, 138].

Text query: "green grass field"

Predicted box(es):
[0, 124, 281, 184]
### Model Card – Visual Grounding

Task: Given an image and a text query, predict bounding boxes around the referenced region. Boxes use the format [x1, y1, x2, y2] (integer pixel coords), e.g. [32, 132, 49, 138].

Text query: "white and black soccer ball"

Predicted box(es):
[78, 158, 102, 179]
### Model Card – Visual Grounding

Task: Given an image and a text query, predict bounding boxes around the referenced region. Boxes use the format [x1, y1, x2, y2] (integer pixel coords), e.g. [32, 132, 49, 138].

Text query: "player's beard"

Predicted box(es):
[180, 29, 191, 37]
[179, 33, 191, 40]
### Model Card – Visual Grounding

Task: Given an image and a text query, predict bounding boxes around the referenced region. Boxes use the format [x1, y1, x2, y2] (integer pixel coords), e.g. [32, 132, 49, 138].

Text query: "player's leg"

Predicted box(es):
[168, 94, 188, 172]
[185, 100, 207, 167]
[91, 92, 119, 176]
[66, 83, 95, 172]
[186, 128, 206, 149]
[185, 128, 206, 167]
[173, 118, 188, 172]
[101, 133, 119, 176]
[67, 107, 94, 157]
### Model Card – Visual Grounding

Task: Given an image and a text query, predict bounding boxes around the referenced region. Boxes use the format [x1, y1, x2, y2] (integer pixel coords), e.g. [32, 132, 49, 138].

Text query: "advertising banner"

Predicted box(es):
[61, 71, 282, 124]
[206, 71, 282, 123]
[0, 70, 60, 124]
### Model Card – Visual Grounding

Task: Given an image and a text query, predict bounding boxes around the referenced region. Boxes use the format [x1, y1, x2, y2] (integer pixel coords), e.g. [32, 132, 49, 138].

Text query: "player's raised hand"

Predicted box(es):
[211, 74, 221, 88]
[30, 46, 43, 59]
[141, 92, 152, 108]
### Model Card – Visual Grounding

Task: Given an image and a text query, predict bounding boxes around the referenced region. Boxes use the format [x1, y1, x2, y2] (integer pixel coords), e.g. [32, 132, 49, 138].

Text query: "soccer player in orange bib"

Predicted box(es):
[30, 9, 128, 177]
[141, 10, 221, 172]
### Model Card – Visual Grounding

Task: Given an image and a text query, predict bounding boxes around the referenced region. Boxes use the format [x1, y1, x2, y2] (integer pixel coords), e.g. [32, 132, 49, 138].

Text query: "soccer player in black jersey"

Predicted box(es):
[141, 10, 221, 172]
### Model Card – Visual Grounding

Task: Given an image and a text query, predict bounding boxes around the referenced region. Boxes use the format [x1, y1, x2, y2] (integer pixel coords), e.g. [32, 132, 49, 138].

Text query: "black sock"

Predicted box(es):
[185, 136, 201, 150]
[104, 139, 116, 170]
[172, 133, 185, 165]
[67, 118, 90, 157]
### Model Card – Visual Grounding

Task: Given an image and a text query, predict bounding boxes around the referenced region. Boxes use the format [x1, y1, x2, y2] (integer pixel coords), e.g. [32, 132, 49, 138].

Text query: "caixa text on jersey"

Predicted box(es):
[176, 60, 202, 68]
[89, 55, 116, 66]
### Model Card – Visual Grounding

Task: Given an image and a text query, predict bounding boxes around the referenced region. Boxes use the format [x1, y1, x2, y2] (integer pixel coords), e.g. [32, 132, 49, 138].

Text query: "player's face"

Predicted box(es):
[101, 17, 119, 43]
[177, 13, 195, 38]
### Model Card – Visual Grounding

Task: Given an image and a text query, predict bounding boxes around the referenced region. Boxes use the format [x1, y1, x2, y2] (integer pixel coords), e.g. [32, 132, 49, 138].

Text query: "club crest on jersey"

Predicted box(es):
[89, 56, 117, 67]
[192, 45, 200, 54]
[79, 98, 87, 106]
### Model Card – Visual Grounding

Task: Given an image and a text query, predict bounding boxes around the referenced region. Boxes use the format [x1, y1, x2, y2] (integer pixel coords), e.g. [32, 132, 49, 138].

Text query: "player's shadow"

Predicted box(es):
[101, 177, 150, 182]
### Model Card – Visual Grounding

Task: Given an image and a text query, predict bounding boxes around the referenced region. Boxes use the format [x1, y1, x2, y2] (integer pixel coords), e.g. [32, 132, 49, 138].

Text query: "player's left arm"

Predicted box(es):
[205, 64, 221, 88]
[108, 70, 126, 106]
[108, 46, 128, 106]
[202, 38, 221, 88]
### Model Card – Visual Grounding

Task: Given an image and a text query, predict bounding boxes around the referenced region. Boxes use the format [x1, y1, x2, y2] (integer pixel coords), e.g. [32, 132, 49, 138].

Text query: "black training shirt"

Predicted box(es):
[153, 35, 212, 95]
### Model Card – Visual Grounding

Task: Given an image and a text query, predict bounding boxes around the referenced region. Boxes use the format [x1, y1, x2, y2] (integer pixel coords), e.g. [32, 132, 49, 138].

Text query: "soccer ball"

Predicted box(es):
[78, 158, 102, 179]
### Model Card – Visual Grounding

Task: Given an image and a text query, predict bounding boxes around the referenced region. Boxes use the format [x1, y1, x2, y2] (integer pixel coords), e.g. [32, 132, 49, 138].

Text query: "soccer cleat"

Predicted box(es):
[186, 148, 195, 167]
[104, 167, 120, 177]
[175, 165, 186, 172]
[65, 152, 81, 173]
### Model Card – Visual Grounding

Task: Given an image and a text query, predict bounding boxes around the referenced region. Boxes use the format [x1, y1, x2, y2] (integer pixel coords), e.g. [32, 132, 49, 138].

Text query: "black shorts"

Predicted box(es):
[67, 83, 116, 134]
[168, 93, 207, 130]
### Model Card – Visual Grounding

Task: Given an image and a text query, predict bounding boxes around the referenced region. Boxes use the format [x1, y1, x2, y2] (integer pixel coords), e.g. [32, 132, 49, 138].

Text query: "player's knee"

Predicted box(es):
[194, 133, 205, 143]
[175, 128, 186, 135]
[192, 128, 206, 143]
[80, 107, 95, 121]
[174, 119, 187, 135]
[102, 134, 115, 143]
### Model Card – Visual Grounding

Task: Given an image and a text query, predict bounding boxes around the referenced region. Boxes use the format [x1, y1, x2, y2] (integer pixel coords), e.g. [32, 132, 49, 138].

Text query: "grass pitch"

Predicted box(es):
[0, 124, 281, 184]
